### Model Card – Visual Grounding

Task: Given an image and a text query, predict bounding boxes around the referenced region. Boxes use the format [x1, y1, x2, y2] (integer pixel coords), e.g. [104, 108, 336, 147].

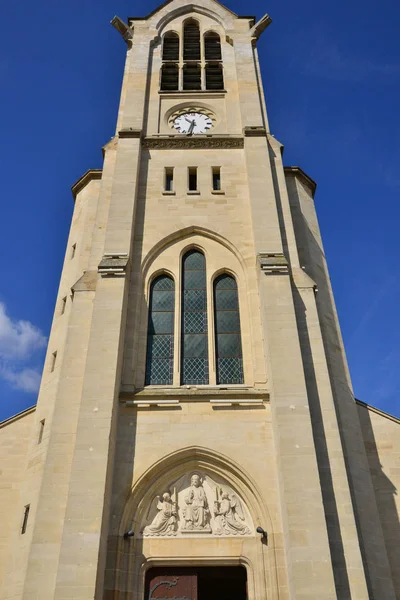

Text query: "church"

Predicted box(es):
[0, 1, 399, 598]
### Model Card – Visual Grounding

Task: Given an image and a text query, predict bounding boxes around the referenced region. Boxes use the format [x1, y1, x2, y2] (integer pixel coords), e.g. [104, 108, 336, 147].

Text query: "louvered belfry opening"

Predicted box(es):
[205, 62, 224, 90]
[183, 20, 201, 61]
[162, 32, 179, 61]
[161, 63, 179, 91]
[160, 24, 224, 92]
[183, 63, 202, 90]
[204, 32, 222, 60]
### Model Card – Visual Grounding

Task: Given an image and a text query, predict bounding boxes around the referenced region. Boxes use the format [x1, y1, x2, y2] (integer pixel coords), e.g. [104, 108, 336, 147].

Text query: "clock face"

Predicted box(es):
[173, 112, 213, 134]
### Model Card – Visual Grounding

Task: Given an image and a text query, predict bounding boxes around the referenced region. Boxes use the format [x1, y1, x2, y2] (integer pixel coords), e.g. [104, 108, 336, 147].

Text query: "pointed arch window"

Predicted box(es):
[181, 250, 209, 385]
[145, 275, 175, 385]
[214, 274, 243, 384]
[204, 31, 222, 60]
[183, 20, 201, 61]
[163, 32, 179, 61]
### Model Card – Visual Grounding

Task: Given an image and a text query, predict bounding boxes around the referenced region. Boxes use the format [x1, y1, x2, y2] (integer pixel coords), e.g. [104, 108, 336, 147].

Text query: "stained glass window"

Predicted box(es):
[214, 274, 244, 384]
[181, 250, 209, 385]
[145, 275, 175, 385]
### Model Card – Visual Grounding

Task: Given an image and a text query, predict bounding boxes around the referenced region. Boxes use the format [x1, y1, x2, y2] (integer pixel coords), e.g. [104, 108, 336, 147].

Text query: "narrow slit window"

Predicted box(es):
[38, 419, 45, 444]
[50, 351, 57, 373]
[183, 20, 201, 61]
[205, 62, 224, 90]
[162, 32, 179, 61]
[145, 275, 175, 385]
[212, 167, 221, 191]
[183, 63, 201, 90]
[204, 32, 222, 61]
[181, 250, 209, 385]
[71, 244, 76, 259]
[161, 63, 179, 91]
[21, 505, 30, 534]
[61, 296, 67, 315]
[165, 168, 174, 192]
[214, 274, 244, 384]
[188, 168, 198, 191]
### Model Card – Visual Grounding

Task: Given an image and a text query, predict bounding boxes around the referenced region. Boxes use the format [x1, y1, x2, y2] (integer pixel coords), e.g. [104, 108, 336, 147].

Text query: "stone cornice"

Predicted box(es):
[142, 135, 244, 149]
[258, 252, 289, 275]
[71, 169, 102, 200]
[0, 405, 36, 429]
[118, 128, 142, 139]
[244, 126, 267, 137]
[356, 399, 400, 425]
[121, 386, 268, 403]
[98, 254, 129, 277]
[284, 166, 317, 196]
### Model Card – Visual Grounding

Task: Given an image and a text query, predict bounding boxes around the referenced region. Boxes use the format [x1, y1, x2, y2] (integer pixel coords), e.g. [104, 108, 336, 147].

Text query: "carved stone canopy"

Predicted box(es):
[140, 470, 253, 538]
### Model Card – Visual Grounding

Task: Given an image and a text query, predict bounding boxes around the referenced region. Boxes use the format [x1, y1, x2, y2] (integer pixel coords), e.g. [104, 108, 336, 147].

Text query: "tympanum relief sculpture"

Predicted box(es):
[143, 492, 178, 537]
[141, 471, 253, 537]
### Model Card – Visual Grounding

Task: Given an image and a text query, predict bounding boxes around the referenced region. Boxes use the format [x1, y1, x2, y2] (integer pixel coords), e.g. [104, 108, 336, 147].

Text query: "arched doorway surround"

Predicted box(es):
[113, 447, 280, 600]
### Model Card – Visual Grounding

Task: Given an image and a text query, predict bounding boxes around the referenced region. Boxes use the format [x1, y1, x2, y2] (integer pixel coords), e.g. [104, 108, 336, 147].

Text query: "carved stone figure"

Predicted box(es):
[213, 489, 251, 536]
[182, 474, 211, 531]
[143, 492, 177, 537]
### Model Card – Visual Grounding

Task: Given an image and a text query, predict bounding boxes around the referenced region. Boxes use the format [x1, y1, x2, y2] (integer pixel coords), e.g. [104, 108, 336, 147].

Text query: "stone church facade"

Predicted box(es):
[0, 1, 399, 599]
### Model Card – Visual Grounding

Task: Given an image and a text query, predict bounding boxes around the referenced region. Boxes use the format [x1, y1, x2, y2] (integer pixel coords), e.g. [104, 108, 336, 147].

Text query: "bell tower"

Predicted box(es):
[2, 1, 398, 600]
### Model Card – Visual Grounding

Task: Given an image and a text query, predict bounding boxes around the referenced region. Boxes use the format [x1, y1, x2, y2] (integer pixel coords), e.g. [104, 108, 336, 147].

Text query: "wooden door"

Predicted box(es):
[145, 568, 197, 600]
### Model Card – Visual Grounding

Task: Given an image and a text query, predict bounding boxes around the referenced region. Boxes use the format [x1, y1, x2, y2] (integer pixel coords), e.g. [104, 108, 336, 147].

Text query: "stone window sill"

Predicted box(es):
[187, 190, 200, 195]
[211, 190, 225, 195]
[162, 190, 176, 195]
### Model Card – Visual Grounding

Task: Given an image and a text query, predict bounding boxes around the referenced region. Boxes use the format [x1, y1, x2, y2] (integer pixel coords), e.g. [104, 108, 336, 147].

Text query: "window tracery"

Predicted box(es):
[160, 23, 224, 92]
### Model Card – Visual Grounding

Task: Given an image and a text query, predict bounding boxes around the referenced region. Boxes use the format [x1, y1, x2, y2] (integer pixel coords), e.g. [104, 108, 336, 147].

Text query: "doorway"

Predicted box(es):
[145, 566, 247, 600]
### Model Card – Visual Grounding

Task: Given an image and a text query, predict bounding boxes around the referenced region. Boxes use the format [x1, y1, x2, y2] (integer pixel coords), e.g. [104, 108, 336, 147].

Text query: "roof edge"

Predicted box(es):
[71, 169, 102, 201]
[284, 166, 317, 196]
[0, 405, 36, 429]
[356, 399, 400, 425]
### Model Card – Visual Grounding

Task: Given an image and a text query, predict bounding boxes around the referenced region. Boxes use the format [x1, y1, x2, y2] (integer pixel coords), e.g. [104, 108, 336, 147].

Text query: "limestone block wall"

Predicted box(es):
[286, 168, 396, 598]
[357, 402, 400, 597]
[0, 408, 35, 593]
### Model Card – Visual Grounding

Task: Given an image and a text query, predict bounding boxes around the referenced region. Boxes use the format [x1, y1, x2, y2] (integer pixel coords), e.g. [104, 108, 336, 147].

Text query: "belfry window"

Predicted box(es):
[160, 24, 224, 92]
[162, 32, 179, 61]
[204, 32, 222, 60]
[205, 62, 224, 90]
[161, 63, 179, 91]
[214, 274, 243, 384]
[181, 250, 209, 385]
[183, 63, 201, 90]
[145, 275, 175, 385]
[183, 20, 201, 61]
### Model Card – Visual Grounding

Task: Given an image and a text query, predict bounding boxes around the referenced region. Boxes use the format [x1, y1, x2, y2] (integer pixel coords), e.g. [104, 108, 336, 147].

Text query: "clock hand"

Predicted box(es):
[185, 116, 193, 124]
[187, 120, 196, 135]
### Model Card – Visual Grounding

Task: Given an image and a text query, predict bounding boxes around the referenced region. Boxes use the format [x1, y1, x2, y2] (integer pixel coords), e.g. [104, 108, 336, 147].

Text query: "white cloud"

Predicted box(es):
[0, 366, 42, 393]
[0, 302, 47, 360]
[0, 301, 47, 394]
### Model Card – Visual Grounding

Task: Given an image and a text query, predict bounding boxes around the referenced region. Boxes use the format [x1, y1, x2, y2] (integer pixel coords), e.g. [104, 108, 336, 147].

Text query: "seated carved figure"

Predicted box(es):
[182, 474, 211, 531]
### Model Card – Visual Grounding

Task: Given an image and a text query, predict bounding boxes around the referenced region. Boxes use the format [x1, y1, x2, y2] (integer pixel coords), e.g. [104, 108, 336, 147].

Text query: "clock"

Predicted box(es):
[173, 112, 213, 134]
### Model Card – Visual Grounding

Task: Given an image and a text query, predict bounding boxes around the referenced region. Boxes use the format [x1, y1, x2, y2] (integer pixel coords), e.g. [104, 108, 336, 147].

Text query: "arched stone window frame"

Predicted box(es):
[139, 231, 256, 389]
[159, 19, 225, 92]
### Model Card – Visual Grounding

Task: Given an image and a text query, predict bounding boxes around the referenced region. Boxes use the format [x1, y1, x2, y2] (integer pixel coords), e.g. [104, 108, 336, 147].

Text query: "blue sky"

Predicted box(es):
[0, 0, 399, 421]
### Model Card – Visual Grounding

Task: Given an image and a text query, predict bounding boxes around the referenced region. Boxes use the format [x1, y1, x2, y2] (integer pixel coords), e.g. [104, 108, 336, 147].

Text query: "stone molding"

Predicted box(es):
[118, 128, 142, 139]
[98, 253, 129, 277]
[71, 169, 102, 200]
[244, 126, 267, 137]
[258, 252, 289, 275]
[142, 136, 244, 149]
